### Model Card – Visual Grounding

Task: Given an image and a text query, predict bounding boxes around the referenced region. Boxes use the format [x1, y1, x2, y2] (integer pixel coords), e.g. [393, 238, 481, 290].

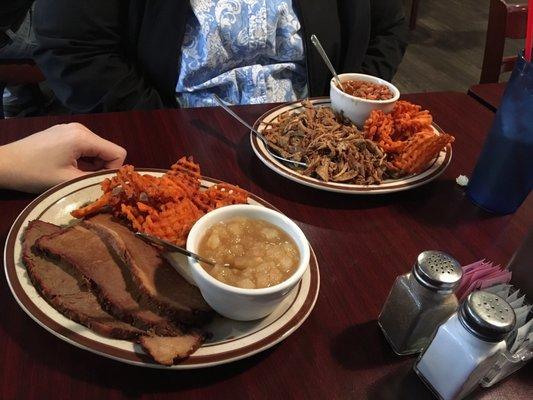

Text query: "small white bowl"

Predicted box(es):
[330, 73, 400, 127]
[186, 204, 310, 321]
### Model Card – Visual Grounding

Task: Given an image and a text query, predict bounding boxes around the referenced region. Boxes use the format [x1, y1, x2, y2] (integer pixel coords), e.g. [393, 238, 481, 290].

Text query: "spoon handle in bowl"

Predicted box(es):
[213, 94, 308, 168]
[135, 232, 215, 266]
[310, 34, 344, 90]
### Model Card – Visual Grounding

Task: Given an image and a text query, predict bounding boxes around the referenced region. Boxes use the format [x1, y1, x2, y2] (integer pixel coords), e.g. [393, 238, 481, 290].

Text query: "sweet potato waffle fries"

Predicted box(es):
[363, 101, 454, 175]
[72, 157, 248, 246]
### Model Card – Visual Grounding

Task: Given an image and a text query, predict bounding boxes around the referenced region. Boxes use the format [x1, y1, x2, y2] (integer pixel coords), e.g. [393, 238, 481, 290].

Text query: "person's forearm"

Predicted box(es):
[0, 124, 127, 193]
[0, 143, 21, 191]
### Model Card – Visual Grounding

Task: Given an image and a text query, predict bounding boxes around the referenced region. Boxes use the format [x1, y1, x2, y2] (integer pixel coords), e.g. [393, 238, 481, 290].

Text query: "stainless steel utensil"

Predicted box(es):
[310, 34, 344, 91]
[136, 232, 218, 266]
[213, 94, 308, 168]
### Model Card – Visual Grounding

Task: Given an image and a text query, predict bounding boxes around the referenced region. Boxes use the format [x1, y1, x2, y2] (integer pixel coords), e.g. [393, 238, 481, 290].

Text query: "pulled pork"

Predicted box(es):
[262, 100, 386, 185]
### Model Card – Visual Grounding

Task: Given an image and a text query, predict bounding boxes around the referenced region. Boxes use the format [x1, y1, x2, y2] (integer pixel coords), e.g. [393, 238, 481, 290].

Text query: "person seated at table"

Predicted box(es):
[0, 1, 45, 117]
[0, 123, 127, 193]
[32, 0, 408, 112]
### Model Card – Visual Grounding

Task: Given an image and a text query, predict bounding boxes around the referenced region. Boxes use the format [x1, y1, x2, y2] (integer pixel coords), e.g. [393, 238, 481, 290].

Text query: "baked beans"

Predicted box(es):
[339, 80, 393, 100]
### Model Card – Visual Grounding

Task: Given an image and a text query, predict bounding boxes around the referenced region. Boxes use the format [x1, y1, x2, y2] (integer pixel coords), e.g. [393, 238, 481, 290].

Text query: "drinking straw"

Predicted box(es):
[526, 0, 533, 61]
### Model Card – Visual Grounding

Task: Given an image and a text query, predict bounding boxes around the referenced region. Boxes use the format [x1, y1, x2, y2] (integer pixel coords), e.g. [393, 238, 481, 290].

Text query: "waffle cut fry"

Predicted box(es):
[393, 131, 455, 174]
[363, 101, 454, 177]
[392, 100, 433, 137]
[363, 110, 406, 153]
[72, 157, 248, 246]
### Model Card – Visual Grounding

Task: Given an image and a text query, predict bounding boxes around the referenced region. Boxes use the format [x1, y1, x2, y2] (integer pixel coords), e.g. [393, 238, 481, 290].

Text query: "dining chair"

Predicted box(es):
[409, 0, 421, 30]
[480, 0, 528, 83]
[0, 58, 44, 118]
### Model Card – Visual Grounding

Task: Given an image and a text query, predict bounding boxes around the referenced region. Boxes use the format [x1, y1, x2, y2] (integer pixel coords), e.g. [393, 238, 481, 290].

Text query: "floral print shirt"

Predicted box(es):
[175, 0, 308, 108]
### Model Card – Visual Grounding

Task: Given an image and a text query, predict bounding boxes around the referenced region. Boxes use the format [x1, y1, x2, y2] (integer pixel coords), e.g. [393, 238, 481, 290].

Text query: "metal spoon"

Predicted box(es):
[213, 94, 307, 168]
[310, 34, 344, 91]
[135, 232, 223, 267]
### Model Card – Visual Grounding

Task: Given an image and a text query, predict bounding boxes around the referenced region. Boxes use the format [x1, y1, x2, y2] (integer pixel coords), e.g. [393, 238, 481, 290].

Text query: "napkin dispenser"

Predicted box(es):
[508, 230, 533, 300]
[481, 231, 533, 387]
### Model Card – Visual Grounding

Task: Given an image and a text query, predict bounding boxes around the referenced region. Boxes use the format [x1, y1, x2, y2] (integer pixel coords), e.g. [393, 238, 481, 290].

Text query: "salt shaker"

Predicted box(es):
[414, 291, 516, 400]
[378, 251, 462, 355]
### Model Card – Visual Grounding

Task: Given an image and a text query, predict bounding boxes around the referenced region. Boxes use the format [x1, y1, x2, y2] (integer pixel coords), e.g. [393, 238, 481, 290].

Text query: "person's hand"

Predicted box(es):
[0, 123, 127, 193]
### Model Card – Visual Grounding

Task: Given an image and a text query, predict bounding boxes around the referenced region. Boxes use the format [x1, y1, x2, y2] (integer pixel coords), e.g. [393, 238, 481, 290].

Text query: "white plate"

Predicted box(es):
[4, 170, 320, 369]
[251, 98, 452, 194]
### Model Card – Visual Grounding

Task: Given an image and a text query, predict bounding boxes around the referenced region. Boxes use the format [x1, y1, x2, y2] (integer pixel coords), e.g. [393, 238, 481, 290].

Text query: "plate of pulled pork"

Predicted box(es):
[251, 98, 453, 194]
[4, 158, 319, 368]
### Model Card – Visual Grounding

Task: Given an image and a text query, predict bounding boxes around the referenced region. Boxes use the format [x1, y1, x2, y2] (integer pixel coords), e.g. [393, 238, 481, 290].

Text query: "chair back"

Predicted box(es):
[0, 58, 44, 85]
[480, 0, 528, 83]
[0, 58, 44, 118]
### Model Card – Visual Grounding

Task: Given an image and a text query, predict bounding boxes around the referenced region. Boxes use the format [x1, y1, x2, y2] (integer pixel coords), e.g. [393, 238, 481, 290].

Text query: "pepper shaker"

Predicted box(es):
[414, 291, 516, 400]
[378, 251, 463, 355]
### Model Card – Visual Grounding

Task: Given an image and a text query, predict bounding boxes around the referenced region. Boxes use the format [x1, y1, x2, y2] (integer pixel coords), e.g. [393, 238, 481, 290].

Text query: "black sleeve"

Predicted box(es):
[361, 0, 408, 81]
[0, 0, 33, 32]
[33, 0, 165, 113]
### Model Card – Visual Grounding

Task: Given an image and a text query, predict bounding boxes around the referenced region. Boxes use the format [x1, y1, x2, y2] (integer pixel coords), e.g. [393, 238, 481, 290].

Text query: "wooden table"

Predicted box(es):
[467, 82, 506, 112]
[0, 92, 531, 400]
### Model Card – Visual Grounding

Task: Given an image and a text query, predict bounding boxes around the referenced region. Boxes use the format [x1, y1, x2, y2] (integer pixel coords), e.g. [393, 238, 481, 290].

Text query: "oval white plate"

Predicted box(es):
[251, 98, 452, 194]
[4, 170, 320, 369]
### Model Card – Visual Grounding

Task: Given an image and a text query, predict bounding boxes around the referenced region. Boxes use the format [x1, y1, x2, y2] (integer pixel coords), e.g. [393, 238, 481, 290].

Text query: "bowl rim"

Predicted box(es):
[186, 204, 310, 296]
[330, 72, 400, 104]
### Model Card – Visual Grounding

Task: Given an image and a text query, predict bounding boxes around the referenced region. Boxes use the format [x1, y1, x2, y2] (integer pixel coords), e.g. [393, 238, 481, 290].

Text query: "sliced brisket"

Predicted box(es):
[22, 220, 143, 340]
[83, 214, 212, 325]
[23, 220, 206, 364]
[139, 334, 204, 366]
[36, 224, 179, 335]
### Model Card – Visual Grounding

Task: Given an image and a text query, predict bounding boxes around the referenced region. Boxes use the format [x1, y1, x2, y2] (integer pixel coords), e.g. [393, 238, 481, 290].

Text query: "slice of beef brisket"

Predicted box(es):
[139, 334, 204, 366]
[23, 221, 205, 364]
[83, 214, 212, 325]
[22, 220, 143, 340]
[36, 224, 181, 335]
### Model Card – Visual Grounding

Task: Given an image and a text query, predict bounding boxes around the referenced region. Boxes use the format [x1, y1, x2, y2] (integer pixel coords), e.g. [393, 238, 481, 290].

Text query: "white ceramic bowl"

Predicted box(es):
[186, 204, 310, 321]
[330, 73, 400, 127]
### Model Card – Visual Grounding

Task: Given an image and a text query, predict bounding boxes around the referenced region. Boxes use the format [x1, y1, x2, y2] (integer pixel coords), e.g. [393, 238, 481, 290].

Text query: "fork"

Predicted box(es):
[136, 232, 219, 266]
[213, 95, 308, 168]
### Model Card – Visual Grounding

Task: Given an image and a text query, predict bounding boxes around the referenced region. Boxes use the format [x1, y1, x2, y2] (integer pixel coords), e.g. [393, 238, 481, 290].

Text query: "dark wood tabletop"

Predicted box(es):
[467, 82, 507, 112]
[0, 92, 531, 400]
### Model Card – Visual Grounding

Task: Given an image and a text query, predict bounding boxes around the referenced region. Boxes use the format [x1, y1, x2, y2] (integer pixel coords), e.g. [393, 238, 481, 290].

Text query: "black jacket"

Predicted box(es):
[0, 0, 34, 48]
[34, 0, 407, 113]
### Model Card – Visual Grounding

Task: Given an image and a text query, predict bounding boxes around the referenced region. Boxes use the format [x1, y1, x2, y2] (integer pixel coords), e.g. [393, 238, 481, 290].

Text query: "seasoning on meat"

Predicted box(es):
[262, 100, 387, 184]
[23, 220, 144, 340]
[37, 225, 186, 334]
[83, 213, 212, 325]
[24, 220, 207, 365]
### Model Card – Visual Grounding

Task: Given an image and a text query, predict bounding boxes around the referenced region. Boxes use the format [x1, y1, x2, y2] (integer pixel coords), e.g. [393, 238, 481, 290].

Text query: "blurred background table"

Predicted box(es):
[468, 82, 507, 111]
[0, 91, 531, 400]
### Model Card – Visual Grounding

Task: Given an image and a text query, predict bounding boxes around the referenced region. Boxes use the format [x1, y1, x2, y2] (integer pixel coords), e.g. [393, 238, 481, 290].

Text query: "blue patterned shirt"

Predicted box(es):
[175, 0, 308, 108]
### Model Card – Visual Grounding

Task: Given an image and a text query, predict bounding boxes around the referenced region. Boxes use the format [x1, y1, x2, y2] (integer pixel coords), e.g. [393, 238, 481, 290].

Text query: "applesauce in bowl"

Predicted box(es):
[198, 218, 300, 289]
[186, 204, 310, 321]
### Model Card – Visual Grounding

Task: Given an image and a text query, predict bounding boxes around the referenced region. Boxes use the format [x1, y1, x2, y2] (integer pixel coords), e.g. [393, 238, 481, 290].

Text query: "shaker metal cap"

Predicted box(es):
[459, 291, 516, 342]
[413, 251, 462, 291]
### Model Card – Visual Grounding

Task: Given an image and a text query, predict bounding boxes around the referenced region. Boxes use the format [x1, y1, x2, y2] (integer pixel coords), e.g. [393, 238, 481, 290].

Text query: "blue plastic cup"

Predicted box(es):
[467, 52, 533, 214]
